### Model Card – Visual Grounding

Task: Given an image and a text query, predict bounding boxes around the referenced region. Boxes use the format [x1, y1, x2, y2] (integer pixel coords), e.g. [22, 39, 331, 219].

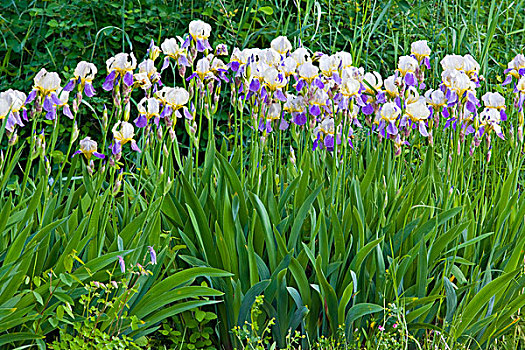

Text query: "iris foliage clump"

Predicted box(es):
[1, 1, 525, 349]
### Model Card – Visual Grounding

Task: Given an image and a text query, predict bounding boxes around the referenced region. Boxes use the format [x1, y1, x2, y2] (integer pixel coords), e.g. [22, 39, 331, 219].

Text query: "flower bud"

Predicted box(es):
[123, 102, 130, 122]
[179, 65, 186, 78]
[113, 180, 121, 194]
[157, 125, 163, 140]
[87, 160, 95, 176]
[76, 91, 83, 105]
[289, 146, 296, 165]
[8, 132, 18, 146]
[486, 150, 492, 163]
[163, 144, 169, 158]
[72, 99, 79, 114]
[72, 122, 79, 143]
[169, 127, 176, 141]
[103, 105, 108, 129]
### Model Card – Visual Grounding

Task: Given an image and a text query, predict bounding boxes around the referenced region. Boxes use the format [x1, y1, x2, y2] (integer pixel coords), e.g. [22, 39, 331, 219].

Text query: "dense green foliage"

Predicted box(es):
[2, 1, 525, 349]
[2, 0, 525, 92]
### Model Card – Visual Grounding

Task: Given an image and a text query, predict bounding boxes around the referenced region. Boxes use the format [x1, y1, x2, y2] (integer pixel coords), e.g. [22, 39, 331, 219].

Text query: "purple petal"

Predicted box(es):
[376, 91, 386, 104]
[123, 72, 133, 87]
[117, 256, 126, 273]
[314, 77, 325, 90]
[84, 82, 96, 97]
[442, 107, 450, 119]
[178, 55, 190, 67]
[103, 70, 117, 91]
[112, 141, 122, 155]
[309, 104, 321, 116]
[424, 57, 431, 69]
[249, 79, 260, 92]
[45, 108, 56, 120]
[63, 105, 74, 119]
[93, 152, 105, 159]
[502, 75, 512, 86]
[229, 61, 240, 72]
[134, 115, 148, 128]
[500, 109, 507, 121]
[161, 57, 170, 71]
[43, 96, 54, 112]
[50, 93, 62, 105]
[419, 121, 428, 137]
[64, 79, 75, 92]
[279, 118, 289, 130]
[296, 79, 306, 92]
[324, 135, 334, 149]
[26, 90, 37, 104]
[332, 72, 342, 85]
[362, 103, 374, 115]
[294, 113, 307, 126]
[387, 121, 398, 135]
[196, 39, 206, 52]
[184, 107, 193, 119]
[148, 246, 157, 265]
[405, 72, 416, 86]
[275, 89, 287, 102]
[131, 140, 141, 152]
[466, 101, 477, 114]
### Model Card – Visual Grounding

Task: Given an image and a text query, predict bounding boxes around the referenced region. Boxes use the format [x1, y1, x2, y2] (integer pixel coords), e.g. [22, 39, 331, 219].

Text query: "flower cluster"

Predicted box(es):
[0, 20, 518, 172]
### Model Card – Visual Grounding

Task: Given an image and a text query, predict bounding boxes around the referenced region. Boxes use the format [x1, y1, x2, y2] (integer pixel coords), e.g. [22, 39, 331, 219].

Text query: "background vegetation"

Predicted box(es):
[2, 0, 525, 349]
[2, 0, 525, 92]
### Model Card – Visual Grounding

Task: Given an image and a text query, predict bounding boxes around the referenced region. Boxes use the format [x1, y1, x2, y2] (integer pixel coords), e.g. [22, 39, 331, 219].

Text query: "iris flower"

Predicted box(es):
[503, 54, 525, 85]
[112, 121, 141, 154]
[135, 97, 160, 128]
[271, 36, 292, 55]
[64, 61, 98, 97]
[161, 37, 190, 70]
[482, 92, 506, 121]
[188, 20, 212, 52]
[411, 40, 431, 69]
[73, 137, 105, 159]
[103, 53, 137, 91]
[397, 56, 419, 87]
[1, 89, 26, 132]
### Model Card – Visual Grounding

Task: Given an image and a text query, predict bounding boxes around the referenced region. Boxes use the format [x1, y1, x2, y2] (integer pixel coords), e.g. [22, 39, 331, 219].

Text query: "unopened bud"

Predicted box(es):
[103, 105, 108, 129]
[486, 150, 492, 163]
[113, 180, 121, 194]
[123, 102, 130, 122]
[289, 146, 296, 165]
[169, 128, 176, 141]
[72, 122, 79, 143]
[8, 132, 18, 146]
[87, 160, 95, 176]
[72, 99, 79, 114]
[163, 144, 169, 158]
[179, 65, 186, 78]
[157, 125, 163, 140]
